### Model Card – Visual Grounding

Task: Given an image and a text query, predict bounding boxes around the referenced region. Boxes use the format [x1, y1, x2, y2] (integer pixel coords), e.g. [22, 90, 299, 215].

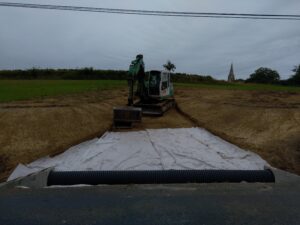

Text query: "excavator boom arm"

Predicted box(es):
[127, 54, 145, 105]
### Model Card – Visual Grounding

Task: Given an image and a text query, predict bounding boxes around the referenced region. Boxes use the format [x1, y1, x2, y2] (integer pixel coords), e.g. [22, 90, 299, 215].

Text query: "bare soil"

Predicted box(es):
[0, 87, 299, 181]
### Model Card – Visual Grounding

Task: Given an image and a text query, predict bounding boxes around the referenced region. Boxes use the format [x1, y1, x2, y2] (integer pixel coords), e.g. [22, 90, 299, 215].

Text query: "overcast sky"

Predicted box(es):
[0, 0, 300, 79]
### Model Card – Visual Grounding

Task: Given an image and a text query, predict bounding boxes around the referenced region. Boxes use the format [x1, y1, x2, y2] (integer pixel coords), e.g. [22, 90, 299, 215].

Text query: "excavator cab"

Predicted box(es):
[147, 70, 174, 99]
[131, 70, 175, 116]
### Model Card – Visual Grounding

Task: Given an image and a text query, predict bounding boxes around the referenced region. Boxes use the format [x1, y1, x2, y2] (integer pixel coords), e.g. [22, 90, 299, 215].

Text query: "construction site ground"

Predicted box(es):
[0, 87, 300, 181]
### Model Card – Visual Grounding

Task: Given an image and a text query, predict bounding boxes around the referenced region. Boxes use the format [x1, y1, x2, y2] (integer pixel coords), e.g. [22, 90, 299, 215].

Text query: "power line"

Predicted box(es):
[1, 2, 300, 21]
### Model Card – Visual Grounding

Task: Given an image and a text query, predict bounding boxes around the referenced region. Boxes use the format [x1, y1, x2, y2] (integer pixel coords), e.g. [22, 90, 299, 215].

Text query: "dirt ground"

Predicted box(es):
[176, 88, 300, 175]
[0, 87, 299, 181]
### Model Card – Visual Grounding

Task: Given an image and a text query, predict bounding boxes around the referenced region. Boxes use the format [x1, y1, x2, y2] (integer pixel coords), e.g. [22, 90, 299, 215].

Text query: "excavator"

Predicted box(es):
[113, 54, 176, 128]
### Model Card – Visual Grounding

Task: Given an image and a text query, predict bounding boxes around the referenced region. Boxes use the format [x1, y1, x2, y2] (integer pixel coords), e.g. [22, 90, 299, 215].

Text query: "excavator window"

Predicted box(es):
[148, 71, 161, 96]
[149, 72, 160, 87]
[161, 72, 168, 90]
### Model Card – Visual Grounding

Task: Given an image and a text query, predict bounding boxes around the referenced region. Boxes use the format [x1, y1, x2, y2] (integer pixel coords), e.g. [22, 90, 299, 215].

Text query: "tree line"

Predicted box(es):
[245, 65, 300, 86]
[0, 64, 299, 86]
[0, 67, 215, 83]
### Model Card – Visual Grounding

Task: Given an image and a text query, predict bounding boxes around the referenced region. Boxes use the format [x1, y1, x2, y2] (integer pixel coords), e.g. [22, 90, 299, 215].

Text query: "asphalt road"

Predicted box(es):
[1, 172, 300, 225]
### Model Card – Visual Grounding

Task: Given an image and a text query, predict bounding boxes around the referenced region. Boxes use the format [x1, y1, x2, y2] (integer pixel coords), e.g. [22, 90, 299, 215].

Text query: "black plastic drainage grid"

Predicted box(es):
[47, 169, 275, 186]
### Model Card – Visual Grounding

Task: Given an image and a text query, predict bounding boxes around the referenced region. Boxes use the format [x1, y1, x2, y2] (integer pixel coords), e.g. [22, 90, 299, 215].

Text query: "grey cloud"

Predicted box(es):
[0, 0, 300, 79]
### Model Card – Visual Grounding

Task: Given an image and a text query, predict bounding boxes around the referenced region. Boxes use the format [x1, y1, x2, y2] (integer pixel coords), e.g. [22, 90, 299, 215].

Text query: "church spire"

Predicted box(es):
[228, 63, 235, 82]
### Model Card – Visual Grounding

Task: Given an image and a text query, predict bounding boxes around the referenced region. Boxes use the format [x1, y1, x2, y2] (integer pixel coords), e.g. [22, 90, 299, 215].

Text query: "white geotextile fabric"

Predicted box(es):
[8, 128, 268, 181]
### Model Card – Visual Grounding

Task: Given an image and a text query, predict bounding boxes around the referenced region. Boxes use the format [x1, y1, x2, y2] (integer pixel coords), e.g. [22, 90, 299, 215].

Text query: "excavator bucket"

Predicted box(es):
[113, 106, 142, 128]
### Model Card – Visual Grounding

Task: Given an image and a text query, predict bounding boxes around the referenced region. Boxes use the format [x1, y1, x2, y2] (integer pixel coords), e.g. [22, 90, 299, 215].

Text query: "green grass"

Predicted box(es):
[175, 82, 300, 92]
[0, 80, 126, 102]
[0, 80, 299, 103]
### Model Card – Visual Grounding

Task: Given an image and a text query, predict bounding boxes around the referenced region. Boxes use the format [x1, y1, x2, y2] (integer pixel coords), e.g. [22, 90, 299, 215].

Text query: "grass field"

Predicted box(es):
[0, 80, 299, 102]
[0, 80, 126, 102]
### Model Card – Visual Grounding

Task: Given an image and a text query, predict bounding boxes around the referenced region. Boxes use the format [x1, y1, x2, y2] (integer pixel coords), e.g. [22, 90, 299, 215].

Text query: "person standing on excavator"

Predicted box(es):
[128, 54, 146, 105]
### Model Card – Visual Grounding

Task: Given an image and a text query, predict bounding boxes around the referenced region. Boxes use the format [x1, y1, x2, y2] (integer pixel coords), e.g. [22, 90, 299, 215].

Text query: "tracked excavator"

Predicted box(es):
[113, 54, 176, 128]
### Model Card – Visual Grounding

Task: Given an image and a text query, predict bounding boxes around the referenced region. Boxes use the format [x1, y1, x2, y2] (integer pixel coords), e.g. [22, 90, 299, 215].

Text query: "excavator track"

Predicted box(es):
[134, 99, 176, 116]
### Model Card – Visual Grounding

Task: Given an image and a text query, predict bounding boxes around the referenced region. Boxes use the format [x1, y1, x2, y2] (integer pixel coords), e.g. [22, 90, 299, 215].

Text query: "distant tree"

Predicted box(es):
[82, 67, 94, 75]
[29, 67, 38, 79]
[288, 65, 300, 85]
[246, 67, 280, 84]
[235, 79, 245, 83]
[163, 60, 176, 72]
